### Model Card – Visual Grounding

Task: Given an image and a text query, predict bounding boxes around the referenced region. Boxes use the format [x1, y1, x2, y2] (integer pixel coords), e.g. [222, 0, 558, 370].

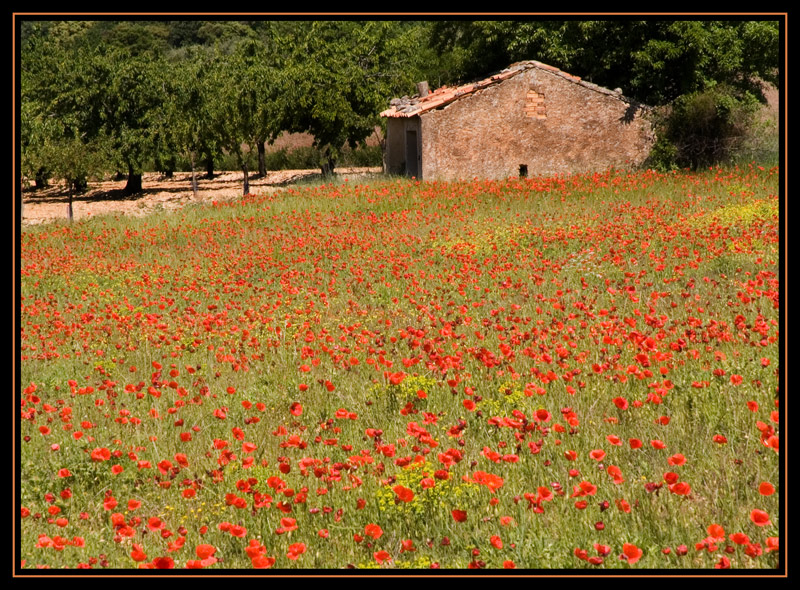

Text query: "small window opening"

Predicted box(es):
[519, 164, 528, 178]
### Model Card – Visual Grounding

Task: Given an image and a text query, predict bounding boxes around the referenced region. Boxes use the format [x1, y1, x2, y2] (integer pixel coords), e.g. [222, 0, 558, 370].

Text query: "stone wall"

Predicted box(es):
[419, 68, 655, 181]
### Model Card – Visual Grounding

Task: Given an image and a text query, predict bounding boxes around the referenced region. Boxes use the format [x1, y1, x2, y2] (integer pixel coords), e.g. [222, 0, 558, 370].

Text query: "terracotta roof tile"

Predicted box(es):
[381, 60, 640, 118]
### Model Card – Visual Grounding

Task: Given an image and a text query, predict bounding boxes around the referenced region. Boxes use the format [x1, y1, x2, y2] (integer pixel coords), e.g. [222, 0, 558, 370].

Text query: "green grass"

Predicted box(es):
[18, 164, 781, 571]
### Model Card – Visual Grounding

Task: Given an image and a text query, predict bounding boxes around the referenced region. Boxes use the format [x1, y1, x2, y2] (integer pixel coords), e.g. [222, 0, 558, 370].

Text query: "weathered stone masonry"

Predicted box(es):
[382, 61, 656, 181]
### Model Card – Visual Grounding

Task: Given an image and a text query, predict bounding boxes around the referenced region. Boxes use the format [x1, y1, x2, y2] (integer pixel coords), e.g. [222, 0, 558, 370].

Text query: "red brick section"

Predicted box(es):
[525, 90, 546, 119]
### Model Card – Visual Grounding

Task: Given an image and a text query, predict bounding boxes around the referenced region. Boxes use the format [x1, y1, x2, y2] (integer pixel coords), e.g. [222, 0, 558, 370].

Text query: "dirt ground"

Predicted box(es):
[20, 167, 383, 226]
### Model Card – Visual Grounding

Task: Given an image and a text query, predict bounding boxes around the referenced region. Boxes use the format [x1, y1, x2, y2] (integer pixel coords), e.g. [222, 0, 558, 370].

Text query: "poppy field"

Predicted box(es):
[18, 165, 782, 571]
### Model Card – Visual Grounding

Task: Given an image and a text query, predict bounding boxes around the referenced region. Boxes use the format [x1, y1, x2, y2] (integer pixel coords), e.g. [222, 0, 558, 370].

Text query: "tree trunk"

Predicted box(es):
[67, 185, 74, 223]
[320, 153, 336, 176]
[124, 164, 143, 195]
[241, 160, 250, 196]
[164, 155, 176, 178]
[190, 152, 199, 200]
[205, 156, 215, 179]
[257, 142, 267, 178]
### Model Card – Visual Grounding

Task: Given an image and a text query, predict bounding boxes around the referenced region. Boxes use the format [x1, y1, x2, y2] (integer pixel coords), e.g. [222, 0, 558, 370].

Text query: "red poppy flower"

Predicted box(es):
[622, 543, 643, 565]
[287, 542, 306, 560]
[607, 464, 624, 483]
[715, 556, 731, 569]
[451, 509, 467, 522]
[151, 556, 174, 569]
[472, 471, 504, 492]
[90, 447, 111, 462]
[373, 550, 391, 564]
[196, 544, 216, 560]
[290, 402, 303, 416]
[667, 453, 686, 466]
[251, 555, 275, 568]
[147, 517, 165, 530]
[393, 485, 414, 503]
[729, 532, 750, 545]
[668, 481, 691, 496]
[750, 509, 771, 527]
[594, 543, 611, 556]
[364, 523, 383, 539]
[130, 544, 147, 562]
[744, 543, 763, 557]
[758, 482, 775, 496]
[589, 449, 606, 461]
[279, 517, 298, 532]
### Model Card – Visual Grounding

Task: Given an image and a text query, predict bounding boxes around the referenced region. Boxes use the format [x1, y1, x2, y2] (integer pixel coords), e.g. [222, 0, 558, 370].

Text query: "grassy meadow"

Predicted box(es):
[18, 164, 781, 571]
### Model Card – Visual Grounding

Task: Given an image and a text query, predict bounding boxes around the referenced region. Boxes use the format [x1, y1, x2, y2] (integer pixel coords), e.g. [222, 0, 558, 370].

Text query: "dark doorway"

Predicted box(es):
[405, 130, 419, 178]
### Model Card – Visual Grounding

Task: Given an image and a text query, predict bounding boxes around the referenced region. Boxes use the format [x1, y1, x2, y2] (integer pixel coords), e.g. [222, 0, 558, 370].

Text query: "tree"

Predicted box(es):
[161, 47, 222, 199]
[205, 40, 282, 195]
[279, 21, 418, 175]
[20, 29, 113, 219]
[430, 20, 779, 106]
[98, 48, 167, 194]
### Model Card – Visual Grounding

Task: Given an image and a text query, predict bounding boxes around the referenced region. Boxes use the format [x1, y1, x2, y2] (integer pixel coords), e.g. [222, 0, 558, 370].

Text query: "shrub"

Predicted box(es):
[646, 85, 763, 170]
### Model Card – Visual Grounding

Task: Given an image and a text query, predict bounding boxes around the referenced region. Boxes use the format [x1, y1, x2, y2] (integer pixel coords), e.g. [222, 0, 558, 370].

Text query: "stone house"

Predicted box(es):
[380, 60, 655, 181]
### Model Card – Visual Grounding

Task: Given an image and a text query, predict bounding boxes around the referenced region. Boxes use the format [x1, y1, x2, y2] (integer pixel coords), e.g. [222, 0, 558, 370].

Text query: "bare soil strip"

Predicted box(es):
[21, 167, 382, 225]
